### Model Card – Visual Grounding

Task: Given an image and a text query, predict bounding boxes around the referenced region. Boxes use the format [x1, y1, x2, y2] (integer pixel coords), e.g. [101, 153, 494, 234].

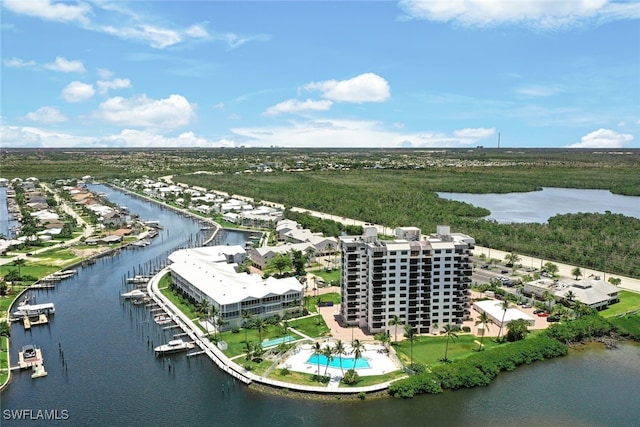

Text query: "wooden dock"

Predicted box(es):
[23, 314, 49, 330]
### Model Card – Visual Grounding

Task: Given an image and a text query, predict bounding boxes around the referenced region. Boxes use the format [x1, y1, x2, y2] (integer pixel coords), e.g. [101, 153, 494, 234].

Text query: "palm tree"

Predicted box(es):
[475, 311, 491, 351]
[496, 300, 510, 342]
[351, 339, 364, 370]
[389, 315, 401, 346]
[506, 319, 530, 342]
[441, 324, 459, 362]
[571, 267, 582, 280]
[542, 290, 555, 311]
[404, 324, 417, 366]
[322, 345, 334, 377]
[12, 258, 26, 279]
[504, 252, 521, 271]
[334, 340, 345, 376]
[241, 309, 253, 343]
[197, 298, 211, 335]
[564, 290, 577, 305]
[254, 318, 266, 343]
[312, 341, 322, 377]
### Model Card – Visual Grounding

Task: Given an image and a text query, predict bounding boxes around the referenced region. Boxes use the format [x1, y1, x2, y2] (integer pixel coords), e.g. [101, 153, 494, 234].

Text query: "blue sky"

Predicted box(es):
[1, 0, 639, 149]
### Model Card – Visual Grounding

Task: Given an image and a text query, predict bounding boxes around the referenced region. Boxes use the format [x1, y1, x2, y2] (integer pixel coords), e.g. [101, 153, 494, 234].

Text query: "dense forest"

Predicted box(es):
[2, 148, 639, 277]
[174, 170, 640, 278]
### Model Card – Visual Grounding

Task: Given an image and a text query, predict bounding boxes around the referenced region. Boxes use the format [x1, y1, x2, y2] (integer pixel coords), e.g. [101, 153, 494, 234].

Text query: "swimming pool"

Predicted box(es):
[306, 354, 370, 369]
[262, 335, 295, 347]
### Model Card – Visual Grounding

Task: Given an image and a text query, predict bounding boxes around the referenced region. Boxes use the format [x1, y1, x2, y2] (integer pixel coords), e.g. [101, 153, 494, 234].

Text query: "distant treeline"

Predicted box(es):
[283, 210, 363, 237]
[174, 169, 640, 278]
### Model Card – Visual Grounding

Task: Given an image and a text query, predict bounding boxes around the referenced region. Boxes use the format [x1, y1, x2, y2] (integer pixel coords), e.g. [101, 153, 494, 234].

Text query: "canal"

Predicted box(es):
[1, 185, 638, 426]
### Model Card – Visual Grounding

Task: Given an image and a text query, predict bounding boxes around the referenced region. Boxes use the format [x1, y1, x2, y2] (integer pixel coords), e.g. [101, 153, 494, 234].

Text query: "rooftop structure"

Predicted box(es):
[339, 225, 474, 335]
[473, 300, 535, 328]
[168, 246, 303, 328]
[524, 276, 619, 310]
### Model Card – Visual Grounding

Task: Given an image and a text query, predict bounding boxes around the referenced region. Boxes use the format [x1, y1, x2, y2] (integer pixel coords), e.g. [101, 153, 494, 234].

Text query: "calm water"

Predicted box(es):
[0, 187, 19, 238]
[2, 185, 639, 427]
[438, 187, 640, 223]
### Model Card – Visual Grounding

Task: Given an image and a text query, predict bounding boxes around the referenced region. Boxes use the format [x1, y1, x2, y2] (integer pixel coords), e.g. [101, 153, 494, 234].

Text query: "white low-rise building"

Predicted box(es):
[473, 300, 535, 328]
[168, 246, 303, 329]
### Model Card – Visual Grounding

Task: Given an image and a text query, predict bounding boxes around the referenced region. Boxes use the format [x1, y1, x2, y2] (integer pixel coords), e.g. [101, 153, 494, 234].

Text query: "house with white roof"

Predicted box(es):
[473, 300, 535, 328]
[247, 242, 314, 270]
[168, 246, 303, 328]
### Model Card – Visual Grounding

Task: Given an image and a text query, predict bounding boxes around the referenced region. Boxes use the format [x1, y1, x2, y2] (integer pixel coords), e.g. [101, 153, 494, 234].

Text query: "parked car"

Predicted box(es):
[522, 303, 532, 308]
[501, 269, 509, 274]
[533, 309, 545, 314]
[547, 316, 560, 322]
[537, 312, 550, 317]
[480, 264, 489, 269]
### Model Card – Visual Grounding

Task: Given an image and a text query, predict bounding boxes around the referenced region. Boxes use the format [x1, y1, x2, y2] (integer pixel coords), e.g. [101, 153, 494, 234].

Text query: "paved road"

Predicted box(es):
[0, 183, 95, 266]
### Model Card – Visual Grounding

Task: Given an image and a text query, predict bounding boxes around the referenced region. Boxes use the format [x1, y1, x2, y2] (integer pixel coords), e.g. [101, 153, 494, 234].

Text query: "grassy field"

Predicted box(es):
[0, 337, 8, 386]
[313, 269, 341, 285]
[218, 325, 301, 357]
[158, 285, 202, 329]
[315, 292, 340, 305]
[600, 290, 640, 318]
[287, 315, 330, 338]
[608, 315, 640, 339]
[340, 370, 407, 387]
[394, 334, 501, 366]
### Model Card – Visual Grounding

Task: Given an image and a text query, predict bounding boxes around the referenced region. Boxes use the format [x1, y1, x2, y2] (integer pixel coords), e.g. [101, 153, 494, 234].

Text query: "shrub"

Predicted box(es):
[231, 327, 240, 334]
[357, 392, 366, 400]
[279, 367, 290, 376]
[342, 369, 360, 385]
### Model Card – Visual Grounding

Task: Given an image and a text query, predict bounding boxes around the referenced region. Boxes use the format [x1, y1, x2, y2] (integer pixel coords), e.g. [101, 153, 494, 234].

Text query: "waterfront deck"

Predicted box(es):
[23, 314, 49, 330]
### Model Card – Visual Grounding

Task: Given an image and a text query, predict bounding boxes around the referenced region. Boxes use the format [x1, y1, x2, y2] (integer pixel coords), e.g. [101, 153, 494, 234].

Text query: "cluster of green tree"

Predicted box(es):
[465, 212, 640, 278]
[173, 170, 640, 278]
[284, 209, 363, 237]
[388, 314, 620, 398]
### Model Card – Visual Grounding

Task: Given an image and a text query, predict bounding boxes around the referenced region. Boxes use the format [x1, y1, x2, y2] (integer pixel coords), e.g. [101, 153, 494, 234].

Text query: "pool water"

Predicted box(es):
[306, 354, 370, 369]
[262, 335, 295, 347]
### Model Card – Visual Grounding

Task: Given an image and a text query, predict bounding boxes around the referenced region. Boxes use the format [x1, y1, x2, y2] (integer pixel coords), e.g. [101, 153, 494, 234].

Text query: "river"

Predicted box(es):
[1, 185, 638, 427]
[438, 187, 640, 223]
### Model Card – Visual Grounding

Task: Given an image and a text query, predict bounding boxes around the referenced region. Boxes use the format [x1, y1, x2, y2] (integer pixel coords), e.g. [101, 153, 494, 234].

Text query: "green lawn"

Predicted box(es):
[269, 368, 326, 387]
[0, 337, 8, 385]
[394, 334, 501, 366]
[159, 286, 201, 328]
[316, 292, 340, 305]
[287, 315, 330, 338]
[218, 325, 300, 357]
[608, 314, 640, 339]
[600, 290, 640, 318]
[340, 370, 406, 387]
[313, 269, 341, 285]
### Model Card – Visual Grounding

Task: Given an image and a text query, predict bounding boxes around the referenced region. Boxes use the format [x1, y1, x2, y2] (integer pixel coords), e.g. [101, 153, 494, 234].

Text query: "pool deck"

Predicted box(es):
[281, 339, 401, 379]
[148, 269, 408, 394]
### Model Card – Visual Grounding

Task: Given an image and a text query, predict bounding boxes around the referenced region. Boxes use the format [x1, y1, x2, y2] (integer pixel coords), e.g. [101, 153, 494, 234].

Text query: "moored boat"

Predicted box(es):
[120, 289, 147, 299]
[154, 339, 195, 355]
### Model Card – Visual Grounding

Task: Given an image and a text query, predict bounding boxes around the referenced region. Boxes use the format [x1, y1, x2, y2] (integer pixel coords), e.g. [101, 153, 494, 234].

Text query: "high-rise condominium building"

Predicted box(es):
[339, 225, 474, 335]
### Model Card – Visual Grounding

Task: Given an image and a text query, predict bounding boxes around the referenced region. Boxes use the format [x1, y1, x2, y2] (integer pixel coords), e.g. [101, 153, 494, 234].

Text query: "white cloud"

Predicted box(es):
[93, 94, 196, 129]
[304, 73, 391, 103]
[566, 128, 634, 148]
[3, 57, 36, 68]
[99, 24, 183, 49]
[97, 78, 132, 95]
[97, 129, 232, 148]
[399, 0, 640, 29]
[61, 81, 95, 102]
[3, 0, 91, 24]
[0, 125, 93, 148]
[452, 127, 496, 139]
[514, 84, 562, 97]
[0, 126, 43, 147]
[97, 68, 113, 79]
[23, 106, 67, 123]
[185, 24, 209, 39]
[264, 99, 333, 116]
[231, 119, 492, 148]
[44, 56, 86, 73]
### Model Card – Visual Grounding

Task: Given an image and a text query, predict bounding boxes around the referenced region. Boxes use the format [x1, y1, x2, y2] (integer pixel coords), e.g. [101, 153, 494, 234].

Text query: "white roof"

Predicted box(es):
[253, 242, 314, 257]
[474, 300, 535, 325]
[169, 248, 302, 306]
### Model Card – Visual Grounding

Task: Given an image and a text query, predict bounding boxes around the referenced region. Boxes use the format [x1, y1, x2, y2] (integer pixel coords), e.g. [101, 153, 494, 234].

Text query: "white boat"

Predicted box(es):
[154, 314, 172, 325]
[12, 303, 55, 318]
[126, 275, 150, 284]
[154, 339, 195, 355]
[121, 289, 147, 299]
